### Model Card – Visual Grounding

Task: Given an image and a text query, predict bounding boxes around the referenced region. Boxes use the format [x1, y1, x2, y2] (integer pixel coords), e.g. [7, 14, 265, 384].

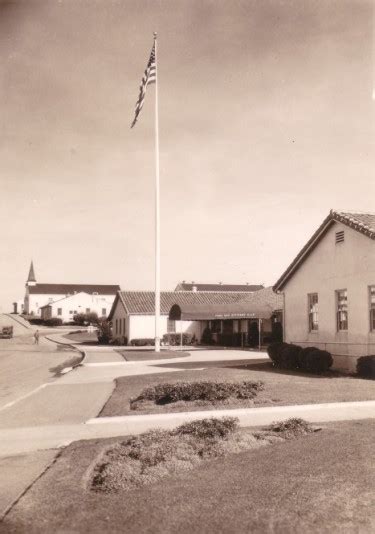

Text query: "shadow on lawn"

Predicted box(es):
[228, 361, 347, 379]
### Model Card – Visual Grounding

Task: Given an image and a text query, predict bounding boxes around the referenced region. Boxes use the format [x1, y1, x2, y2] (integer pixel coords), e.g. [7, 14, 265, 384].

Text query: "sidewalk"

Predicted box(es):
[1, 399, 375, 457]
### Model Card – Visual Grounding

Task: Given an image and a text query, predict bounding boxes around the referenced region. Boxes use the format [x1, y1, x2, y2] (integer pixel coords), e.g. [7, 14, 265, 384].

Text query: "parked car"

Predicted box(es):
[0, 326, 13, 339]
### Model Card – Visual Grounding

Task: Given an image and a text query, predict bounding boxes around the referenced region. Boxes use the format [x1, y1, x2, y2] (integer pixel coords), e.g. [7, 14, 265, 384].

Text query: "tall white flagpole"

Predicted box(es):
[154, 32, 161, 352]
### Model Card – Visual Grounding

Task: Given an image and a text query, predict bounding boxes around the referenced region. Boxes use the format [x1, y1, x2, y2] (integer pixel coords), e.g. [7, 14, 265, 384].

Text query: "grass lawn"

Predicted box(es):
[99, 360, 375, 417]
[116, 350, 190, 361]
[3, 419, 375, 533]
[63, 331, 99, 344]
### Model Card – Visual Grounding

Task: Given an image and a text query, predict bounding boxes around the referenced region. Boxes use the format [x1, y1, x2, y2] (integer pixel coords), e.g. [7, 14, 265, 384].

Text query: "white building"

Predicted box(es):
[108, 288, 281, 346]
[23, 261, 119, 317]
[40, 291, 114, 323]
[274, 210, 375, 372]
[108, 290, 255, 344]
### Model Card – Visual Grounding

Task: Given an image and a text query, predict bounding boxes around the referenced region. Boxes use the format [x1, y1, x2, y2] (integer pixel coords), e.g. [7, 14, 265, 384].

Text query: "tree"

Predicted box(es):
[97, 318, 112, 344]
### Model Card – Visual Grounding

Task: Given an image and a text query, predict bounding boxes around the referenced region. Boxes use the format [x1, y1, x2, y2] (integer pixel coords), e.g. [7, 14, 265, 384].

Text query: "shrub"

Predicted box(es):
[298, 347, 333, 373]
[268, 418, 314, 439]
[174, 417, 239, 440]
[268, 342, 332, 374]
[305, 348, 332, 373]
[162, 333, 194, 346]
[248, 321, 259, 347]
[130, 338, 155, 346]
[28, 317, 44, 325]
[201, 327, 213, 345]
[43, 317, 63, 327]
[132, 380, 264, 405]
[267, 342, 288, 366]
[97, 319, 112, 345]
[356, 355, 375, 379]
[73, 312, 99, 326]
[279, 343, 302, 369]
[73, 313, 86, 326]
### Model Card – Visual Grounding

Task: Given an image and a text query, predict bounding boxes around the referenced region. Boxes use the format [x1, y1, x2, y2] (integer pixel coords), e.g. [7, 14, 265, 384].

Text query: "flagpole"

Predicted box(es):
[154, 32, 161, 353]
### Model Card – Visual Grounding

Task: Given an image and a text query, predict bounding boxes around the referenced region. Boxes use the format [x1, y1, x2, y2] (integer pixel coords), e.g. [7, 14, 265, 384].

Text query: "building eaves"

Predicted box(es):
[273, 209, 375, 292]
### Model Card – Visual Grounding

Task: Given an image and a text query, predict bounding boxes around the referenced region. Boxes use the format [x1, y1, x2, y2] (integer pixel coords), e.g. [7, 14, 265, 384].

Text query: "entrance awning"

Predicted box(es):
[169, 302, 275, 321]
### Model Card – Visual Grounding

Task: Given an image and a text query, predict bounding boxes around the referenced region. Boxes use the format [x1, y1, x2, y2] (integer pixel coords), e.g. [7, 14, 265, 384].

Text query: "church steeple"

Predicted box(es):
[26, 261, 36, 286]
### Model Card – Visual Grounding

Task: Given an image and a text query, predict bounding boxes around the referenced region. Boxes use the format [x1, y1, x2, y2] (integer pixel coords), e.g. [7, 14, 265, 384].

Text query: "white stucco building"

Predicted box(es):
[108, 287, 282, 346]
[108, 290, 257, 344]
[23, 261, 119, 318]
[40, 291, 115, 323]
[274, 210, 375, 372]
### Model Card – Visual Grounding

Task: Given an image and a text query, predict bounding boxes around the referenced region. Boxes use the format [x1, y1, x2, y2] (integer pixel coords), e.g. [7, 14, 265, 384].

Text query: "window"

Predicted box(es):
[167, 319, 176, 333]
[57, 308, 62, 316]
[102, 308, 107, 317]
[335, 230, 345, 244]
[69, 310, 73, 315]
[369, 286, 375, 332]
[86, 308, 90, 313]
[308, 293, 318, 331]
[336, 290, 348, 331]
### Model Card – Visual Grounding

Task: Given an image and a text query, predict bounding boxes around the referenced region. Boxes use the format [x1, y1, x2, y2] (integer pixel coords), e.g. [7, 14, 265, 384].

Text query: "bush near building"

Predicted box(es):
[162, 333, 196, 346]
[356, 355, 375, 379]
[73, 312, 99, 326]
[97, 319, 112, 345]
[130, 338, 155, 346]
[43, 317, 63, 327]
[267, 342, 333, 374]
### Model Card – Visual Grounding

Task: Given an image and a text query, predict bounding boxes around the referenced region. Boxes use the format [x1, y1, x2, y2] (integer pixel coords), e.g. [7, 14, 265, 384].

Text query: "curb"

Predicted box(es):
[44, 335, 87, 372]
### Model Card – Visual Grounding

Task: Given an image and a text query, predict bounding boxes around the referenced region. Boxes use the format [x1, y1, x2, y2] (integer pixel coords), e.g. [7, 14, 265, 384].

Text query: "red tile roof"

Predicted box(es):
[274, 210, 375, 291]
[174, 283, 264, 292]
[28, 284, 120, 295]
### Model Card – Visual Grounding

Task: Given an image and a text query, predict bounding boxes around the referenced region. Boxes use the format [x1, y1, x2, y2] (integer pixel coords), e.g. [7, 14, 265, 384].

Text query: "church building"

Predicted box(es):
[23, 261, 120, 318]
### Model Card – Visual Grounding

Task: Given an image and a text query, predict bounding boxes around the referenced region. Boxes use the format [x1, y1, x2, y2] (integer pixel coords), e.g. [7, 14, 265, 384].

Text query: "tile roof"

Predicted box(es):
[332, 211, 375, 236]
[237, 286, 284, 311]
[110, 287, 282, 319]
[28, 284, 120, 295]
[170, 287, 283, 320]
[111, 290, 251, 317]
[174, 283, 264, 292]
[274, 210, 375, 291]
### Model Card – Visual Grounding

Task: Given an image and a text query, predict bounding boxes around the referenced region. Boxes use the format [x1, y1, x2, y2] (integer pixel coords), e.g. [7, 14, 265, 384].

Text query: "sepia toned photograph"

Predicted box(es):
[0, 0, 374, 532]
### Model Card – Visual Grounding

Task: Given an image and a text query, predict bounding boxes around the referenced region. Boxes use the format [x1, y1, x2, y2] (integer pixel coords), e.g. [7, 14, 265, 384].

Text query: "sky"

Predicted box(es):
[0, 0, 374, 311]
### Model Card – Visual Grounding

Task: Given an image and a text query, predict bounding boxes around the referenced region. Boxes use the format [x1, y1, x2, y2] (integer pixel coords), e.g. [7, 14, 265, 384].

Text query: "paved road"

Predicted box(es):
[0, 329, 79, 410]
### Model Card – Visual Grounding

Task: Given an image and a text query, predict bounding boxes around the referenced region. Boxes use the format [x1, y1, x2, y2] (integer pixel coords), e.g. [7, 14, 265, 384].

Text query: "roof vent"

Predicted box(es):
[335, 230, 345, 244]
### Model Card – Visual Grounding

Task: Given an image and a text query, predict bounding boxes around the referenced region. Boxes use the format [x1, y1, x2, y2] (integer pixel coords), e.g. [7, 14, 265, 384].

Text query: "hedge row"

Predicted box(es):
[130, 338, 155, 346]
[267, 342, 333, 374]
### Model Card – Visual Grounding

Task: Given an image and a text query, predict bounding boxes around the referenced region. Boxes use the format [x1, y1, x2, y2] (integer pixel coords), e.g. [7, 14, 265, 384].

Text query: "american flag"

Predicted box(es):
[131, 41, 156, 128]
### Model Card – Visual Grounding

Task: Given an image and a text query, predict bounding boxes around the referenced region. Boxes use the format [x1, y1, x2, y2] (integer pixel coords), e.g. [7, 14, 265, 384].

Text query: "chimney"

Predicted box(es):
[192, 286, 197, 292]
